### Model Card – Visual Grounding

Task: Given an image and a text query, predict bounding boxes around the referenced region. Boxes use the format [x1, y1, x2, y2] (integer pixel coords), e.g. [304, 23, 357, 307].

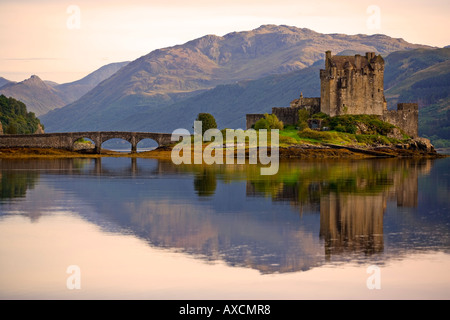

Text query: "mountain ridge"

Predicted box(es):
[0, 62, 130, 116]
[0, 75, 66, 116]
[40, 24, 433, 132]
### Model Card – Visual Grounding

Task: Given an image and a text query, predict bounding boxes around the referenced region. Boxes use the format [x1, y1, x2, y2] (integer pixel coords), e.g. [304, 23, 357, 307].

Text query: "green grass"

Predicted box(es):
[278, 125, 407, 147]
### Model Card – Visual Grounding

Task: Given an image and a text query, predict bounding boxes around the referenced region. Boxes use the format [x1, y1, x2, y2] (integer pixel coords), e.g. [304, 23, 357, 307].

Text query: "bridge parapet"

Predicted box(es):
[0, 131, 183, 154]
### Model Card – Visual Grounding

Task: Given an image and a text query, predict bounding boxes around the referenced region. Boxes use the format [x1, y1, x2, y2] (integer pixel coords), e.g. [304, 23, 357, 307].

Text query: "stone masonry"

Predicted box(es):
[320, 51, 387, 116]
[246, 51, 419, 138]
[0, 131, 178, 153]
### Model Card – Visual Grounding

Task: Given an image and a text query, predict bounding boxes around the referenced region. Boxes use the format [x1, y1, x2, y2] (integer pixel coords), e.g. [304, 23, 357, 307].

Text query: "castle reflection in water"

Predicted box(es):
[245, 159, 430, 260]
[1, 157, 443, 274]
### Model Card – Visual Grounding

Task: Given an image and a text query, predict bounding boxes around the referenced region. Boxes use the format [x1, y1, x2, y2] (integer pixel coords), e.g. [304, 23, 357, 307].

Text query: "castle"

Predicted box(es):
[246, 51, 418, 138]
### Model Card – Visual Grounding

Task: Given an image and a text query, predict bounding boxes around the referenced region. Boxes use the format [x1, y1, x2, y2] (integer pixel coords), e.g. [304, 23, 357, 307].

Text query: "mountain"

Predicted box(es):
[55, 61, 130, 104]
[383, 48, 450, 147]
[41, 24, 431, 132]
[384, 48, 450, 106]
[113, 48, 450, 146]
[111, 61, 322, 132]
[0, 62, 129, 116]
[44, 80, 59, 87]
[0, 77, 14, 89]
[0, 75, 66, 116]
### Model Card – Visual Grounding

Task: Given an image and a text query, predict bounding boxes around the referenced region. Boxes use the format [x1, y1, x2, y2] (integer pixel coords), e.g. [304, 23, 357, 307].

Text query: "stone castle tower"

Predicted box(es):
[320, 51, 387, 116]
[246, 50, 419, 138]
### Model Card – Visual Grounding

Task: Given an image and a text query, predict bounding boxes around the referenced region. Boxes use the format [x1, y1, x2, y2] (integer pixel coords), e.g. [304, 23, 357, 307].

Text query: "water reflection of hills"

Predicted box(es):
[1, 157, 447, 274]
[246, 160, 430, 260]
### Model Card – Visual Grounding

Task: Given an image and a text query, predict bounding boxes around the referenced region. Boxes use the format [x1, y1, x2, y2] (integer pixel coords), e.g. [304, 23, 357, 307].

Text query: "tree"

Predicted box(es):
[196, 113, 217, 135]
[255, 113, 283, 130]
[0, 95, 43, 134]
[5, 123, 18, 135]
[254, 118, 270, 130]
[297, 108, 310, 131]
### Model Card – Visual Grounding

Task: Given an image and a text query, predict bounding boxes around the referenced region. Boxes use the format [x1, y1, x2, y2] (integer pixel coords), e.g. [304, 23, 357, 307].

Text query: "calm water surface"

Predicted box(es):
[0, 157, 449, 299]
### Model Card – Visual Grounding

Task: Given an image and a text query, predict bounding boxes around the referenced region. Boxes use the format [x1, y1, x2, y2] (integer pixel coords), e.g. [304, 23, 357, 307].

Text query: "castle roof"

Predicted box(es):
[328, 53, 384, 70]
[331, 56, 366, 69]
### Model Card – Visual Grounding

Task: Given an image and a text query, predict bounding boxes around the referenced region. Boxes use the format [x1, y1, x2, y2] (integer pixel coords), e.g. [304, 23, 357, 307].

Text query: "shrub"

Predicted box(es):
[298, 128, 331, 141]
[312, 112, 330, 120]
[255, 114, 283, 130]
[298, 109, 310, 125]
[254, 118, 270, 130]
[297, 121, 309, 131]
[279, 136, 298, 145]
[265, 113, 284, 130]
[328, 114, 392, 135]
[334, 124, 346, 133]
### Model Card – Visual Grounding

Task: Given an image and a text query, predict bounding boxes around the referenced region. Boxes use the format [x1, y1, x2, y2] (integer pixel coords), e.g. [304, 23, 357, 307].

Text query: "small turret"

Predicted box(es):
[325, 51, 332, 69]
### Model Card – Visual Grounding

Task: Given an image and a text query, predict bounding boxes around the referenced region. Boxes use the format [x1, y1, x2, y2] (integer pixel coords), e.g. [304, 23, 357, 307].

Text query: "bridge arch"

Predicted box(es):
[136, 138, 159, 152]
[101, 137, 134, 153]
[70, 133, 101, 153]
[72, 137, 96, 152]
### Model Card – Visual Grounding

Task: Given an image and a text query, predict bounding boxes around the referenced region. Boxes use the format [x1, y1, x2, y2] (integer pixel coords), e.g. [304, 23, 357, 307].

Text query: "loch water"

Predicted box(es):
[0, 157, 449, 299]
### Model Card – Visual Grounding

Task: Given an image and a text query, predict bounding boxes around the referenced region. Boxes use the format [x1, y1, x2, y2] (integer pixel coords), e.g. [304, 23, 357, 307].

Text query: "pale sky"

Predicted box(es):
[1, 0, 449, 83]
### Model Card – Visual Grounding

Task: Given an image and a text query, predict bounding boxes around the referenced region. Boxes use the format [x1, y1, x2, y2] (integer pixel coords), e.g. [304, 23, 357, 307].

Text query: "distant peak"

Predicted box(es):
[25, 75, 43, 82]
[254, 24, 315, 34]
[21, 74, 51, 88]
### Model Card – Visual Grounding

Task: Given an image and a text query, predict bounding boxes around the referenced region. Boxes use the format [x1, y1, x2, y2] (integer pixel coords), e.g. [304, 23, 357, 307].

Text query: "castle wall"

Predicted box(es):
[272, 107, 300, 126]
[382, 103, 418, 138]
[320, 69, 336, 116]
[320, 52, 387, 117]
[290, 97, 321, 113]
[246, 114, 265, 129]
[244, 51, 419, 139]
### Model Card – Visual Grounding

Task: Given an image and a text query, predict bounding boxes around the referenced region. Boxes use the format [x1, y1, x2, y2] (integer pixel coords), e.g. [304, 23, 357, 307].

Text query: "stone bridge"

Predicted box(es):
[0, 131, 184, 154]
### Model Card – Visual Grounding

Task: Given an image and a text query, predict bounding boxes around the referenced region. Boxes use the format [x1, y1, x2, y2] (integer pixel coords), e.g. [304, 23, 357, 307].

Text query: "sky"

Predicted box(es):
[1, 0, 449, 84]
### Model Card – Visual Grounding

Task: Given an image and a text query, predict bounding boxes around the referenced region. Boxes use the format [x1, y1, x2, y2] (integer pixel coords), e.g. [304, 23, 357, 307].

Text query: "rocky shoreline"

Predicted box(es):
[278, 137, 443, 159]
[0, 141, 446, 160]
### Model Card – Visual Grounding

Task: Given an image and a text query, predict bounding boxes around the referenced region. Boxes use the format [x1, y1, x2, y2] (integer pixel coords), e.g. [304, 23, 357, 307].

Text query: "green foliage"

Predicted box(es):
[255, 113, 283, 130]
[296, 108, 310, 131]
[355, 134, 393, 145]
[195, 113, 217, 135]
[265, 113, 284, 130]
[328, 114, 394, 135]
[297, 108, 309, 123]
[279, 135, 298, 145]
[193, 169, 217, 197]
[1, 171, 39, 199]
[254, 118, 270, 130]
[312, 112, 330, 120]
[298, 128, 353, 144]
[5, 123, 18, 134]
[75, 138, 93, 144]
[296, 127, 400, 146]
[431, 139, 450, 148]
[0, 95, 43, 134]
[419, 102, 450, 147]
[297, 121, 308, 131]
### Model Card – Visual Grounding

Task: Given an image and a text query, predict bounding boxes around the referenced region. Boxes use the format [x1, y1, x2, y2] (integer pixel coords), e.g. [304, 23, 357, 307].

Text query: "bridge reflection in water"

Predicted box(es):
[1, 157, 445, 274]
